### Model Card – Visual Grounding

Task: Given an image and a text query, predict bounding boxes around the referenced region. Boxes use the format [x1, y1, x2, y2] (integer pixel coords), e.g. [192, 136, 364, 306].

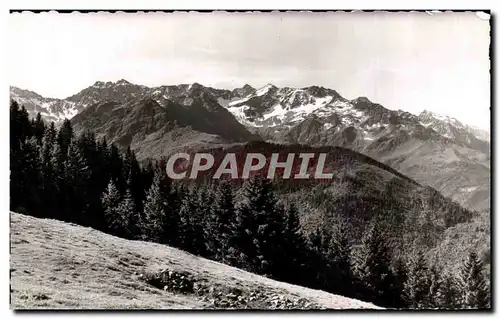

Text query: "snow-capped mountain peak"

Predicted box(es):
[10, 86, 78, 124]
[255, 83, 277, 97]
[419, 109, 463, 127]
[10, 81, 490, 147]
[116, 79, 131, 85]
[418, 110, 489, 142]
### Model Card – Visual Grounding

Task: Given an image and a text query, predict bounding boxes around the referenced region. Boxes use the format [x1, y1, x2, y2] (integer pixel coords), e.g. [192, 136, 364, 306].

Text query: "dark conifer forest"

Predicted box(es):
[10, 100, 490, 309]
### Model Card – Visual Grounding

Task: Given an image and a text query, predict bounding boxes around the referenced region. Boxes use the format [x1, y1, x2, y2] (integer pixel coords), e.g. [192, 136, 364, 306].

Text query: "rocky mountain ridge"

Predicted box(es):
[10, 80, 490, 209]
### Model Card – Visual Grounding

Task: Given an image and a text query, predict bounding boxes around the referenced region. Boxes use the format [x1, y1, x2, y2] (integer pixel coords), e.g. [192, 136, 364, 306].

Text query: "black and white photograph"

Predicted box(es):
[7, 10, 491, 310]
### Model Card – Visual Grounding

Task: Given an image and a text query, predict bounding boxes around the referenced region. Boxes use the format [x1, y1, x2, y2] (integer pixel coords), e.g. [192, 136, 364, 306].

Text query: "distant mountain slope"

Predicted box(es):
[224, 86, 489, 146]
[368, 137, 490, 211]
[10, 212, 380, 310]
[10, 81, 256, 125]
[418, 110, 490, 143]
[187, 141, 476, 259]
[70, 96, 257, 160]
[10, 87, 79, 123]
[222, 85, 489, 210]
[429, 208, 490, 276]
[11, 81, 260, 159]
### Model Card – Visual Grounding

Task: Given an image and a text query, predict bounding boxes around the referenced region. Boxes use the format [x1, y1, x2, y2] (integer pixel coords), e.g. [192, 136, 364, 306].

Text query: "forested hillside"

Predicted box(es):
[10, 100, 490, 309]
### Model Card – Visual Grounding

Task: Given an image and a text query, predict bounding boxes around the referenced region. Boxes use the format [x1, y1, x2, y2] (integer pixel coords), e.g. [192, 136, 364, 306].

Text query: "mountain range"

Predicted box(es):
[10, 80, 490, 210]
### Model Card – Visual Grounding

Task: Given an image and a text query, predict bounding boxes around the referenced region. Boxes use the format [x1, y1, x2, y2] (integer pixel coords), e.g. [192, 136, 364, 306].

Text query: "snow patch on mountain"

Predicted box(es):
[255, 84, 276, 97]
[418, 110, 490, 142]
[263, 95, 334, 122]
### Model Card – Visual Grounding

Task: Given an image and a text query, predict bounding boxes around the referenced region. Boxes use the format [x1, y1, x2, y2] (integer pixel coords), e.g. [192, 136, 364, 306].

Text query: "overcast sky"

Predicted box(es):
[9, 11, 490, 129]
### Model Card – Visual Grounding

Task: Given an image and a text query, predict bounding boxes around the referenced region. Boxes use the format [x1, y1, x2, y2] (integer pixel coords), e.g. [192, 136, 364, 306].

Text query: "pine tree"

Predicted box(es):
[279, 203, 310, 285]
[428, 263, 443, 309]
[231, 176, 283, 274]
[95, 138, 112, 199]
[258, 200, 285, 275]
[33, 112, 46, 144]
[102, 179, 125, 237]
[208, 181, 236, 262]
[306, 227, 330, 290]
[122, 146, 144, 213]
[39, 122, 58, 218]
[57, 119, 73, 160]
[404, 250, 431, 309]
[42, 122, 57, 158]
[65, 141, 90, 224]
[12, 137, 42, 215]
[116, 187, 138, 239]
[390, 258, 409, 309]
[459, 251, 490, 309]
[50, 125, 73, 221]
[326, 220, 355, 296]
[178, 186, 205, 255]
[142, 171, 167, 242]
[197, 186, 215, 257]
[356, 222, 396, 307]
[109, 143, 125, 192]
[10, 101, 36, 212]
[436, 273, 460, 309]
[50, 143, 66, 220]
[76, 131, 108, 230]
[141, 160, 155, 197]
[142, 169, 179, 244]
[10, 100, 22, 152]
[10, 101, 32, 151]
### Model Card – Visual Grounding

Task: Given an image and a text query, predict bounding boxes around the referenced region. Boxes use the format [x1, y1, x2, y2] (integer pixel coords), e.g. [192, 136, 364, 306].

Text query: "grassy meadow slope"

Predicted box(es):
[10, 212, 381, 310]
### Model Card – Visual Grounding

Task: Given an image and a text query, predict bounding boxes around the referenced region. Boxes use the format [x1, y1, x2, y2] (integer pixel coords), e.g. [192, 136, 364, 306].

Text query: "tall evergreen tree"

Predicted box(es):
[306, 227, 331, 290]
[428, 263, 443, 309]
[33, 112, 46, 144]
[57, 119, 73, 160]
[10, 100, 22, 151]
[117, 186, 138, 239]
[178, 186, 206, 255]
[76, 131, 107, 230]
[436, 273, 460, 309]
[10, 101, 35, 211]
[65, 141, 91, 224]
[390, 258, 409, 309]
[278, 203, 310, 285]
[141, 160, 155, 197]
[102, 179, 125, 237]
[142, 169, 180, 245]
[459, 251, 490, 309]
[208, 181, 236, 262]
[109, 143, 125, 192]
[39, 123, 58, 217]
[404, 250, 431, 309]
[50, 143, 66, 220]
[42, 122, 57, 157]
[122, 146, 145, 213]
[95, 138, 112, 194]
[356, 222, 397, 307]
[10, 101, 32, 151]
[326, 220, 356, 296]
[13, 137, 42, 215]
[231, 176, 283, 274]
